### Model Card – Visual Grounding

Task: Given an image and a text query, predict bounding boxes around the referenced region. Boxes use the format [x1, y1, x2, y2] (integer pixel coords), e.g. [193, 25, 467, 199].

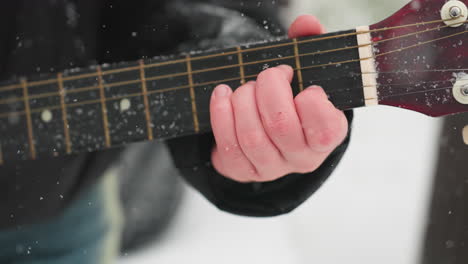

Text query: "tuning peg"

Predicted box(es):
[453, 75, 468, 105]
[441, 0, 467, 27]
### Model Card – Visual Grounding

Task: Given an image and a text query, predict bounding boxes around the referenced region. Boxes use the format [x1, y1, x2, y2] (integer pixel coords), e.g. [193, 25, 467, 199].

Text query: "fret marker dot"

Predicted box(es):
[120, 99, 131, 112]
[41, 109, 53, 123]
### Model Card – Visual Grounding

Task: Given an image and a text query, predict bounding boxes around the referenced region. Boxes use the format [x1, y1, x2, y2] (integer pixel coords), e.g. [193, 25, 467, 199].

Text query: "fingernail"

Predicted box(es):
[306, 85, 322, 91]
[305, 85, 330, 100]
[277, 64, 292, 71]
[214, 85, 229, 97]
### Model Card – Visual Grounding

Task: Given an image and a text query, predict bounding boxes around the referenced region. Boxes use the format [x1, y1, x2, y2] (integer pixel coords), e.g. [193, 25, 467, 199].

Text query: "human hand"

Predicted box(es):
[209, 15, 349, 183]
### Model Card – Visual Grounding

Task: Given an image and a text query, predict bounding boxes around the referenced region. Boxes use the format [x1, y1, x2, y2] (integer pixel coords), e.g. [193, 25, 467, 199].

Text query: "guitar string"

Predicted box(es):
[378, 85, 455, 100]
[317, 79, 455, 93]
[1, 66, 465, 108]
[0, 29, 465, 119]
[0, 22, 455, 106]
[0, 16, 460, 93]
[0, 19, 464, 108]
[0, 21, 464, 107]
[0, 65, 464, 115]
[292, 80, 456, 102]
[0, 75, 461, 119]
[66, 16, 461, 79]
[0, 80, 458, 119]
[0, 81, 460, 118]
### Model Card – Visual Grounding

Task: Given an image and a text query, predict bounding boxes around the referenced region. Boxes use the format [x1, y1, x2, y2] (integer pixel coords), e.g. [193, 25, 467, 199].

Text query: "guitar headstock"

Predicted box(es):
[370, 0, 467, 117]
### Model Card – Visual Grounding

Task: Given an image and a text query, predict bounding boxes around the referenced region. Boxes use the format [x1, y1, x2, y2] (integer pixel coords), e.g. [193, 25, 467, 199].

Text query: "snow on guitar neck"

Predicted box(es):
[0, 0, 466, 163]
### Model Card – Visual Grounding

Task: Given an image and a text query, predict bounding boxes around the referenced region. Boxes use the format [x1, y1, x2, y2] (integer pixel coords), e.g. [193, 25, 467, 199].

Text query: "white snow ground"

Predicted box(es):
[120, 1, 441, 263]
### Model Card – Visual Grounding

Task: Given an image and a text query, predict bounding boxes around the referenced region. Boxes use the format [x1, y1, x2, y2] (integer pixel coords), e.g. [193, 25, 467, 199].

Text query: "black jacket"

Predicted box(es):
[0, 0, 352, 229]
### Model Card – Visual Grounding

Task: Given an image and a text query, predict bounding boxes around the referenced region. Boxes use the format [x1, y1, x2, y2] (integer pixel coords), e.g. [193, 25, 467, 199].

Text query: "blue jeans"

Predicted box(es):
[0, 173, 123, 264]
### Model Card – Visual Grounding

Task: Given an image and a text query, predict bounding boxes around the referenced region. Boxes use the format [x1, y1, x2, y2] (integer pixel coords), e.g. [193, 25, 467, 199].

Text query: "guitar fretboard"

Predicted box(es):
[0, 29, 365, 162]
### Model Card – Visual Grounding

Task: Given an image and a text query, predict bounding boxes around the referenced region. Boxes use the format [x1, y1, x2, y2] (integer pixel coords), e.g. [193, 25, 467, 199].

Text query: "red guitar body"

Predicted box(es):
[371, 0, 468, 117]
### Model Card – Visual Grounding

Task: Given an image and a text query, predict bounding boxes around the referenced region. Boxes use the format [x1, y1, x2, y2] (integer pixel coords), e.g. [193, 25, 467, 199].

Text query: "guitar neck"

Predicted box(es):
[0, 28, 372, 163]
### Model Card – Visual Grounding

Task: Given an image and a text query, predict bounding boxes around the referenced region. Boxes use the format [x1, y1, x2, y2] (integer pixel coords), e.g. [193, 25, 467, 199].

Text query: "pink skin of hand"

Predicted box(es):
[209, 15, 349, 183]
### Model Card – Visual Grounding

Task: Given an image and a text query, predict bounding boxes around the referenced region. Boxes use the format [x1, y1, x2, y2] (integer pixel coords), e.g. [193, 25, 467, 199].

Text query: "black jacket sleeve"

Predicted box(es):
[164, 0, 354, 217]
[167, 112, 353, 217]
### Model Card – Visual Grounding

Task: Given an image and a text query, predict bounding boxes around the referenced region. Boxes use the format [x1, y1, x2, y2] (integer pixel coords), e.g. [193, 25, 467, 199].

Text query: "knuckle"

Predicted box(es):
[253, 154, 275, 168]
[320, 114, 348, 146]
[239, 131, 269, 152]
[309, 127, 342, 152]
[264, 112, 293, 137]
[317, 128, 340, 148]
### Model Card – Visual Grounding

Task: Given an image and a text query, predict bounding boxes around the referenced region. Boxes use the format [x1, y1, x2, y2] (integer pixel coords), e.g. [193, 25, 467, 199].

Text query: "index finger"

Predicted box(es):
[288, 15, 326, 38]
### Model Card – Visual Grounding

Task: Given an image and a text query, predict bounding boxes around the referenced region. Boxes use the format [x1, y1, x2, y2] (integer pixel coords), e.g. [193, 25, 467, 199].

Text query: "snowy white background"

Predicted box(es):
[120, 0, 441, 263]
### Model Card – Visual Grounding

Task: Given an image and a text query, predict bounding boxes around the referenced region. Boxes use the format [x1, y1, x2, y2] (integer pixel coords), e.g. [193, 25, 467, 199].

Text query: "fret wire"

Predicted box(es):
[57, 73, 72, 154]
[293, 38, 304, 92]
[186, 55, 200, 133]
[139, 60, 154, 141]
[97, 66, 112, 148]
[236, 46, 246, 84]
[0, 16, 460, 95]
[21, 79, 37, 160]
